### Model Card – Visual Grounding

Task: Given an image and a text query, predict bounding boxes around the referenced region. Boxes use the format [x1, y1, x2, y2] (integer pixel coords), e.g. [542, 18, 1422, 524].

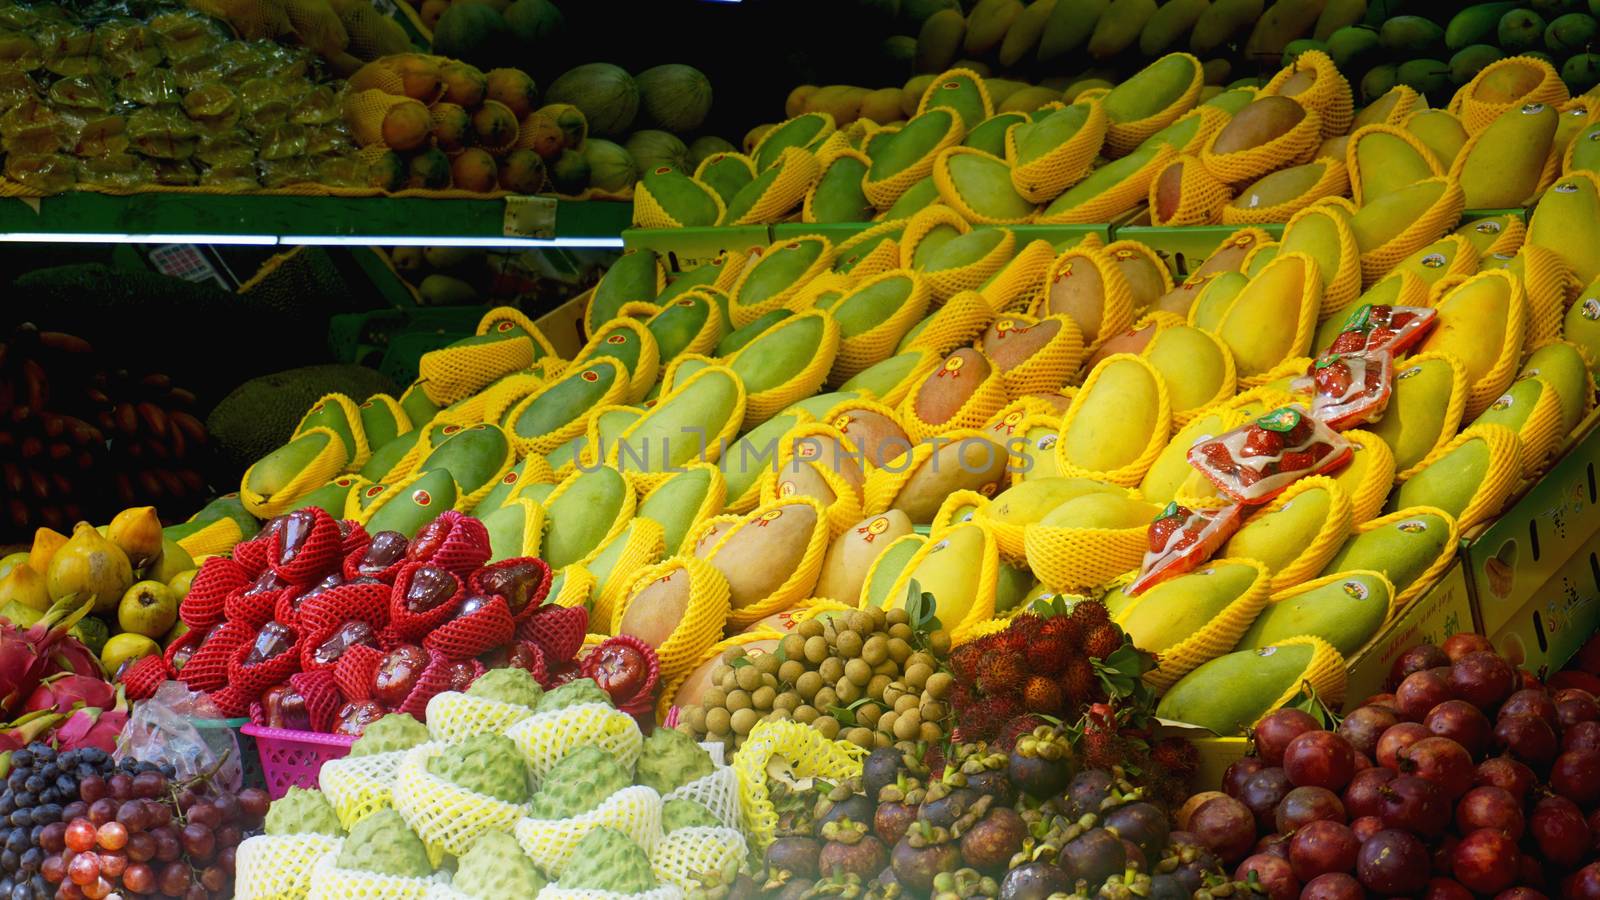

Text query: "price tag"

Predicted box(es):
[503, 195, 557, 238]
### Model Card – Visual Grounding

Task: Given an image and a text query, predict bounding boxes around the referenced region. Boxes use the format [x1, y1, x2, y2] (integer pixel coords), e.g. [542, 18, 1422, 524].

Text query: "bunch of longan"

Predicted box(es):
[678, 607, 953, 752]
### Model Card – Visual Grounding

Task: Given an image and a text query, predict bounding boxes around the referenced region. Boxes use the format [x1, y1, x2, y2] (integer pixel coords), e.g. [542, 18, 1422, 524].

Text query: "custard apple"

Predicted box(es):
[559, 827, 656, 894]
[527, 745, 630, 819]
[425, 734, 532, 803]
[467, 668, 543, 708]
[263, 787, 343, 837]
[534, 677, 612, 713]
[450, 830, 547, 899]
[336, 809, 432, 878]
[636, 727, 715, 795]
[350, 713, 430, 757]
[661, 798, 719, 832]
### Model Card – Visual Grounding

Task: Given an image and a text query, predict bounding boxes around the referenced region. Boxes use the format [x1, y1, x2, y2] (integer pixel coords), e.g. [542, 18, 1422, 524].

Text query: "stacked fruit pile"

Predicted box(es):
[162, 504, 658, 731]
[31, 748, 270, 900]
[0, 504, 200, 687]
[0, 324, 209, 539]
[1186, 635, 1600, 898]
[0, 6, 367, 196]
[237, 671, 744, 897]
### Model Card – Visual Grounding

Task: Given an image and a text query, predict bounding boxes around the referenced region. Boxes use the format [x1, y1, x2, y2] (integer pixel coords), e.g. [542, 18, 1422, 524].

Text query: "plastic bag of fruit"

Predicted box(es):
[1185, 406, 1352, 505]
[1127, 502, 1247, 596]
[1295, 351, 1395, 431]
[115, 681, 243, 792]
[1319, 303, 1436, 357]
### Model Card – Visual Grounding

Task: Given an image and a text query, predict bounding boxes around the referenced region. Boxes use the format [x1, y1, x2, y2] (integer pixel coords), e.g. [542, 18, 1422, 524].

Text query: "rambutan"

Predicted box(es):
[1022, 675, 1064, 714]
[995, 714, 1047, 751]
[948, 681, 977, 717]
[975, 649, 1028, 696]
[1151, 736, 1200, 778]
[1059, 657, 1098, 704]
[1081, 728, 1124, 771]
[1083, 623, 1123, 660]
[1040, 613, 1082, 648]
[1025, 630, 1072, 676]
[1009, 613, 1044, 642]
[957, 692, 1023, 743]
[1071, 600, 1110, 629]
[948, 641, 984, 684]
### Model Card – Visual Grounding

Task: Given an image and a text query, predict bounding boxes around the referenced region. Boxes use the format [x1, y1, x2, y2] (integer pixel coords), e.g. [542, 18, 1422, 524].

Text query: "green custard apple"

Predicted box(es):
[450, 830, 548, 899]
[263, 787, 343, 837]
[336, 809, 432, 878]
[533, 678, 613, 713]
[466, 668, 544, 708]
[635, 726, 715, 796]
[425, 734, 532, 803]
[526, 745, 631, 819]
[350, 713, 431, 757]
[661, 798, 720, 832]
[559, 827, 657, 894]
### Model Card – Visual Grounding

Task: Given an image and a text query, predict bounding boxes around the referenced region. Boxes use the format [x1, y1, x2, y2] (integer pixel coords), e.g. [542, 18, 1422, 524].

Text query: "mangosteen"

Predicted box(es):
[958, 806, 1027, 874]
[1059, 827, 1127, 889]
[966, 767, 1015, 804]
[890, 822, 962, 893]
[774, 881, 811, 900]
[1008, 726, 1074, 799]
[726, 875, 763, 900]
[765, 836, 821, 881]
[1061, 768, 1115, 818]
[918, 783, 978, 829]
[817, 820, 887, 880]
[1148, 873, 1189, 900]
[874, 791, 919, 846]
[815, 793, 875, 837]
[862, 746, 907, 800]
[998, 861, 1075, 899]
[1102, 801, 1170, 859]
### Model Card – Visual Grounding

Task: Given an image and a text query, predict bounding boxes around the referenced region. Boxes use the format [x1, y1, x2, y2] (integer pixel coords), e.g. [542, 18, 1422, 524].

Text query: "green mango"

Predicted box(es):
[883, 176, 943, 220]
[1393, 434, 1492, 518]
[357, 394, 407, 451]
[869, 109, 959, 182]
[863, 534, 927, 608]
[656, 262, 723, 303]
[365, 468, 457, 539]
[480, 499, 541, 563]
[833, 275, 919, 337]
[543, 468, 630, 567]
[517, 482, 558, 506]
[1321, 510, 1452, 595]
[646, 294, 716, 362]
[420, 423, 511, 495]
[288, 477, 363, 517]
[722, 161, 788, 225]
[1221, 487, 1336, 574]
[696, 154, 754, 206]
[1110, 562, 1266, 653]
[589, 249, 660, 332]
[186, 494, 259, 540]
[720, 412, 806, 503]
[361, 429, 422, 482]
[922, 71, 989, 129]
[994, 563, 1034, 615]
[785, 391, 862, 420]
[1043, 146, 1163, 217]
[1014, 103, 1093, 166]
[1472, 376, 1552, 437]
[964, 112, 1027, 157]
[809, 154, 874, 223]
[475, 455, 549, 516]
[732, 239, 827, 319]
[640, 168, 720, 227]
[616, 368, 743, 473]
[1101, 53, 1198, 123]
[1238, 572, 1392, 655]
[754, 113, 832, 171]
[1156, 641, 1318, 734]
[511, 359, 626, 440]
[1519, 341, 1591, 434]
[398, 381, 439, 432]
[940, 153, 1036, 221]
[716, 308, 792, 356]
[245, 430, 335, 501]
[572, 322, 652, 386]
[841, 351, 928, 400]
[909, 225, 964, 269]
[1138, 109, 1206, 153]
[586, 519, 664, 601]
[730, 313, 835, 394]
[544, 435, 589, 473]
[1370, 356, 1459, 471]
[637, 467, 719, 555]
[921, 228, 1009, 274]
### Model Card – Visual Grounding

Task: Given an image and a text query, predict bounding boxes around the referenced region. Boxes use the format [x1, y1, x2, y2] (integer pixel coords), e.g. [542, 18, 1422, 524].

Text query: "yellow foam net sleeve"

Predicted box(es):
[1458, 56, 1570, 134]
[829, 269, 933, 385]
[545, 564, 597, 609]
[1358, 176, 1467, 287]
[573, 317, 662, 405]
[897, 350, 1010, 444]
[980, 238, 1056, 314]
[1006, 98, 1108, 204]
[897, 205, 971, 272]
[929, 487, 990, 532]
[899, 289, 998, 358]
[479, 373, 552, 430]
[758, 430, 867, 539]
[1405, 423, 1525, 533]
[885, 521, 1000, 642]
[1031, 246, 1136, 355]
[1200, 107, 1323, 186]
[593, 519, 668, 631]
[1348, 126, 1442, 207]
[417, 335, 537, 408]
[392, 742, 527, 860]
[305, 851, 439, 900]
[514, 785, 664, 879]
[1054, 354, 1173, 486]
[664, 761, 742, 831]
[863, 115, 965, 213]
[501, 362, 630, 458]
[342, 89, 424, 148]
[1442, 270, 1529, 420]
[1105, 240, 1176, 304]
[833, 220, 907, 274]
[1517, 244, 1575, 357]
[294, 392, 370, 473]
[423, 691, 536, 744]
[1036, 143, 1177, 225]
[1024, 508, 1149, 594]
[319, 750, 405, 832]
[1116, 557, 1272, 692]
[727, 146, 822, 226]
[705, 497, 831, 628]
[235, 834, 341, 900]
[1150, 154, 1232, 226]
[176, 517, 245, 559]
[733, 719, 864, 850]
[652, 826, 745, 894]
[788, 271, 857, 314]
[1221, 158, 1350, 227]
[1243, 475, 1355, 593]
[505, 703, 646, 780]
[239, 425, 349, 518]
[855, 533, 928, 606]
[1490, 374, 1566, 479]
[1105, 54, 1204, 157]
[996, 313, 1085, 398]
[1262, 50, 1352, 139]
[1372, 86, 1424, 128]
[1332, 429, 1398, 525]
[611, 553, 733, 682]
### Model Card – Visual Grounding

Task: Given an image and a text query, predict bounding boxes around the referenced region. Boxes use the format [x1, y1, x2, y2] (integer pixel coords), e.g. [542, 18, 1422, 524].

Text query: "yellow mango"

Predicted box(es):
[1060, 355, 1165, 474]
[1370, 354, 1465, 472]
[1453, 102, 1557, 209]
[1216, 252, 1319, 378]
[1223, 485, 1340, 575]
[1038, 492, 1159, 529]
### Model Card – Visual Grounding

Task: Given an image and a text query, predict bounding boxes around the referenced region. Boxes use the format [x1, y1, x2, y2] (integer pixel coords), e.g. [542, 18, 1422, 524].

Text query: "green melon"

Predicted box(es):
[431, 3, 513, 69]
[502, 0, 563, 47]
[582, 138, 639, 192]
[546, 62, 639, 137]
[634, 63, 713, 133]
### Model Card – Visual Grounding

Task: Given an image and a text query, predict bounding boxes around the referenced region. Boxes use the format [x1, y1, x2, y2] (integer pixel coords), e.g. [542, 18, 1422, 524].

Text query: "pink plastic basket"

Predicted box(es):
[240, 723, 356, 799]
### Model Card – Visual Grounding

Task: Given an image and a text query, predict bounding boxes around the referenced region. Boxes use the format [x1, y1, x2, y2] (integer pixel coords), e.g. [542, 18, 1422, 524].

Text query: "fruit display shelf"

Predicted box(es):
[0, 193, 633, 247]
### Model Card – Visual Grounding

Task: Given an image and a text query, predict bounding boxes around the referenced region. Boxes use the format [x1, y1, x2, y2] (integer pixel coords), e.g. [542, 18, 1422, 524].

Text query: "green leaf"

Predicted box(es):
[730, 656, 753, 668]
[827, 705, 857, 727]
